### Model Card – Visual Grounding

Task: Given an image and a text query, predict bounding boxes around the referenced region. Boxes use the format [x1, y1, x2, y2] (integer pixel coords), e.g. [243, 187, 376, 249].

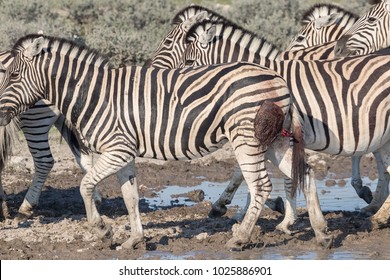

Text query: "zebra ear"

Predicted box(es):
[314, 13, 341, 30]
[0, 62, 6, 82]
[182, 11, 209, 32]
[24, 36, 45, 60]
[386, 0, 390, 12]
[199, 25, 216, 47]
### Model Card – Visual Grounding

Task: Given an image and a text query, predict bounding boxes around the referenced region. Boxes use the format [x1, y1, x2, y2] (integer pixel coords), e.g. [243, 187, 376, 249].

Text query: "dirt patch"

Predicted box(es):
[0, 132, 389, 260]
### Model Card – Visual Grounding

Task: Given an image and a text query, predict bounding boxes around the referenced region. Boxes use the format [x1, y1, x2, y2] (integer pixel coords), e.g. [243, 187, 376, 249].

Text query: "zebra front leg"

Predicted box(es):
[304, 167, 333, 248]
[17, 129, 54, 221]
[360, 152, 389, 216]
[116, 162, 144, 249]
[351, 155, 373, 205]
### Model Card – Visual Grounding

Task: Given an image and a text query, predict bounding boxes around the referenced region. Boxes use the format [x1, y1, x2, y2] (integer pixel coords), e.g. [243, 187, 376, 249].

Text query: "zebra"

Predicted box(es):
[333, 0, 390, 225]
[143, 5, 229, 69]
[288, 3, 358, 51]
[178, 20, 390, 228]
[0, 34, 312, 250]
[0, 49, 102, 221]
[335, 0, 390, 57]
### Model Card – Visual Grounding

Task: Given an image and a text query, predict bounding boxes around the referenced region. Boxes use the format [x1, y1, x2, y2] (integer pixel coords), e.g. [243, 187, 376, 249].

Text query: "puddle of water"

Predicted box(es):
[145, 177, 377, 212]
[142, 176, 388, 260]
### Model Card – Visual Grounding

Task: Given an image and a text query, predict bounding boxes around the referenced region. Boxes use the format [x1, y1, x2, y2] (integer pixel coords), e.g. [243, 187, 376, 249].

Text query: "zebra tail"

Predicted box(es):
[0, 116, 20, 169]
[254, 101, 285, 149]
[290, 105, 305, 197]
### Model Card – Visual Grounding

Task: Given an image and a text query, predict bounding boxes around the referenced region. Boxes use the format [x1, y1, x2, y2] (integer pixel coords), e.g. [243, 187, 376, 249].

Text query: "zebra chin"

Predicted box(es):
[0, 110, 13, 126]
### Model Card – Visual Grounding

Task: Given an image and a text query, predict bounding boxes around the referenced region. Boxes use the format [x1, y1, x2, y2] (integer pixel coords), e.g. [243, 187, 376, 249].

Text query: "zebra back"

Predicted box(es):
[144, 5, 228, 69]
[335, 0, 390, 57]
[288, 3, 358, 51]
[181, 20, 338, 68]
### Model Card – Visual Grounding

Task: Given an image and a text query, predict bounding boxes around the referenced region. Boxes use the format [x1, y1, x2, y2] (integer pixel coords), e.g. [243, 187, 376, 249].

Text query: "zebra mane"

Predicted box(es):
[12, 34, 112, 68]
[300, 3, 358, 25]
[186, 20, 281, 59]
[171, 4, 228, 25]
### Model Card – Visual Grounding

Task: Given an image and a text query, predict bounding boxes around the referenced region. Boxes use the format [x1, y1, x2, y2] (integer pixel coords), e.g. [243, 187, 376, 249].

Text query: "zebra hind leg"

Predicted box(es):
[360, 152, 389, 216]
[350, 155, 373, 205]
[54, 114, 103, 207]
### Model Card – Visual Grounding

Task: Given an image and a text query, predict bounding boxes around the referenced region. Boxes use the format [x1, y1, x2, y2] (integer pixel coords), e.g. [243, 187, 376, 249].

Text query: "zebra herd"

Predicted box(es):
[0, 0, 389, 250]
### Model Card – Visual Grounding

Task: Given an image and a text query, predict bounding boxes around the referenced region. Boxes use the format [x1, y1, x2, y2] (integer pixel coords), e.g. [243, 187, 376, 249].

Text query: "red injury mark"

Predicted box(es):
[281, 128, 292, 137]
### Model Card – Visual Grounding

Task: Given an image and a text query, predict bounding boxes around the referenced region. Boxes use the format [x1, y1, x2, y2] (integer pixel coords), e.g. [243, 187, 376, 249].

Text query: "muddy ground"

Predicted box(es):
[0, 131, 389, 260]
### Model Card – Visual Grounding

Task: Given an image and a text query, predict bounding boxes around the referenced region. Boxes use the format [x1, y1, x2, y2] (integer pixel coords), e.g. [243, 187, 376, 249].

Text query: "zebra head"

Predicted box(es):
[0, 35, 47, 126]
[288, 4, 358, 51]
[144, 5, 228, 69]
[335, 0, 390, 57]
[179, 20, 280, 68]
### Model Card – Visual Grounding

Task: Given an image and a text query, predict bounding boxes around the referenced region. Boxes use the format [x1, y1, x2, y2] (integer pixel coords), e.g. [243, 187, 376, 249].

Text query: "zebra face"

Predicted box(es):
[334, 0, 390, 57]
[0, 37, 47, 126]
[145, 11, 209, 69]
[288, 13, 342, 51]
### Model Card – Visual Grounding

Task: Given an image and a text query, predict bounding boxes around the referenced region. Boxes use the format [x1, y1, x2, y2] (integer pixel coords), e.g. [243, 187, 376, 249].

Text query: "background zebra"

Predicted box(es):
[335, 0, 390, 56]
[288, 3, 358, 51]
[177, 19, 390, 229]
[0, 34, 307, 250]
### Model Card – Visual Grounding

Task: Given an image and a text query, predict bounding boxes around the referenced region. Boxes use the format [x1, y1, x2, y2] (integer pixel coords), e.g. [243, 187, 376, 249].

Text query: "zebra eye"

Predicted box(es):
[296, 35, 305, 42]
[367, 17, 377, 23]
[185, 59, 195, 66]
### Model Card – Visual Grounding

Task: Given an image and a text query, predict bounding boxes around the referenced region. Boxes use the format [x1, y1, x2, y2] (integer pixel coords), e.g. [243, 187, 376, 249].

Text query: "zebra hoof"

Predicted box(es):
[15, 212, 31, 223]
[93, 223, 113, 241]
[317, 234, 334, 249]
[121, 235, 145, 250]
[359, 186, 373, 204]
[274, 196, 285, 215]
[208, 205, 228, 218]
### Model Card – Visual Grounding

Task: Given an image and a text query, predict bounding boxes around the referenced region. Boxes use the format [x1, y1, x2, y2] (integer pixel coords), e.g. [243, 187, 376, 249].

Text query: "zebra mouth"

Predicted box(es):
[0, 107, 14, 126]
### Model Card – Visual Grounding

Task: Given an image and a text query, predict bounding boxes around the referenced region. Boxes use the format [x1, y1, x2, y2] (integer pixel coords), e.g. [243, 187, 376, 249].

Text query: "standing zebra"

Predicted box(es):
[288, 3, 358, 51]
[333, 0, 390, 226]
[177, 20, 390, 228]
[0, 34, 309, 249]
